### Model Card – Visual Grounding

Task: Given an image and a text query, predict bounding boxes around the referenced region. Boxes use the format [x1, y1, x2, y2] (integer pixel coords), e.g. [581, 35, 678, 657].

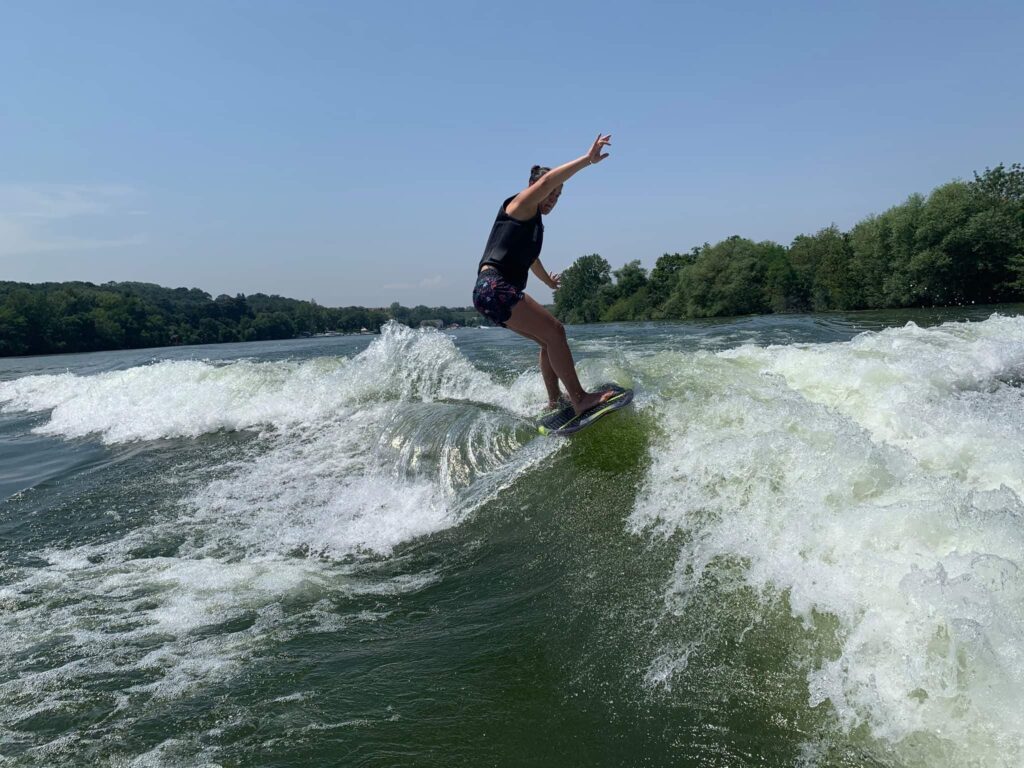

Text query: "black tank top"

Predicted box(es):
[478, 195, 544, 291]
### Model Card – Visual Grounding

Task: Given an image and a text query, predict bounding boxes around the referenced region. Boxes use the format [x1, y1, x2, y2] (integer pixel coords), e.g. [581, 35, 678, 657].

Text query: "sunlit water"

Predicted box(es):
[1, 306, 1022, 767]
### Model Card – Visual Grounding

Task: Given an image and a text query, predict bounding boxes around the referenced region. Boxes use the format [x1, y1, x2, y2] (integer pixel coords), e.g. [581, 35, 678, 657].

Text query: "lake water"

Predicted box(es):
[1, 306, 1023, 767]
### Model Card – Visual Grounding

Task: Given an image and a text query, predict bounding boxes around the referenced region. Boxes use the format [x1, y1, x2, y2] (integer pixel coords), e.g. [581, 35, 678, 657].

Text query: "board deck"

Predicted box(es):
[537, 384, 634, 436]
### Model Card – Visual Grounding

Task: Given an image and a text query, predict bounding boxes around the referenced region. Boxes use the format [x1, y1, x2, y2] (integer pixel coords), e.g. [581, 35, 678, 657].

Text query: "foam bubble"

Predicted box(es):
[0, 321, 563, 761]
[0, 513, 436, 763]
[633, 314, 1024, 765]
[0, 357, 351, 442]
[755, 314, 1024, 495]
[0, 322, 543, 444]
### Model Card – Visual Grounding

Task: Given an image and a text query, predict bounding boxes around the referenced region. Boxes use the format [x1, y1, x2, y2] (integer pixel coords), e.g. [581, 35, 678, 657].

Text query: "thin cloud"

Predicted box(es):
[383, 275, 445, 291]
[0, 184, 145, 257]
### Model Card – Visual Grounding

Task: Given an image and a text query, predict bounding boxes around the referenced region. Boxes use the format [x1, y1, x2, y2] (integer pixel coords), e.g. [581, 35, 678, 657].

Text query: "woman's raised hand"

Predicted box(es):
[587, 134, 612, 165]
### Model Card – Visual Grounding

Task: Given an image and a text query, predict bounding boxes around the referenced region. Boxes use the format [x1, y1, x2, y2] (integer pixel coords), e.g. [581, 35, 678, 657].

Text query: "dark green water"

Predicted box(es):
[1, 307, 1023, 767]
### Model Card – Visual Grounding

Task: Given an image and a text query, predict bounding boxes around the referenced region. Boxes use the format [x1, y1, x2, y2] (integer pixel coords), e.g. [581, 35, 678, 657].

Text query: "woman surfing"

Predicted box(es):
[473, 133, 615, 417]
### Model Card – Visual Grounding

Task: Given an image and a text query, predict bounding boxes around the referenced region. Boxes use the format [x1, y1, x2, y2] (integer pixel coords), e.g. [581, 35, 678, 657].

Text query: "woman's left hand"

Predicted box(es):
[587, 133, 612, 165]
[548, 271, 562, 290]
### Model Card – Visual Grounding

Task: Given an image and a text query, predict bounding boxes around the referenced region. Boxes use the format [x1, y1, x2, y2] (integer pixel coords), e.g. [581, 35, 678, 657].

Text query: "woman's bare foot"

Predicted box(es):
[547, 392, 569, 411]
[572, 389, 615, 416]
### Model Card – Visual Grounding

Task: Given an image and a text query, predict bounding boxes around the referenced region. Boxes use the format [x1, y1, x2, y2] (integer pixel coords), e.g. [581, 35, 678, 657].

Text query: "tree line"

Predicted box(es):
[0, 281, 481, 357]
[3, 164, 1020, 356]
[554, 163, 1024, 323]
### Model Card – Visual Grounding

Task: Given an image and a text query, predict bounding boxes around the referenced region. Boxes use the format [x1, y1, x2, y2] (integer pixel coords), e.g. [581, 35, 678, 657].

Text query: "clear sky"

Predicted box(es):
[2, 0, 1021, 308]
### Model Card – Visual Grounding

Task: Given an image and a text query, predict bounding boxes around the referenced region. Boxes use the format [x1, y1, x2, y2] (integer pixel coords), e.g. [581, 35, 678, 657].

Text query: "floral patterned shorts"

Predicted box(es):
[472, 269, 524, 327]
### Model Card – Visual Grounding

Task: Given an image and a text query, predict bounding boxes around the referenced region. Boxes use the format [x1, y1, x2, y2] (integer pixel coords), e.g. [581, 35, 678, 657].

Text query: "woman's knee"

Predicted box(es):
[537, 323, 566, 350]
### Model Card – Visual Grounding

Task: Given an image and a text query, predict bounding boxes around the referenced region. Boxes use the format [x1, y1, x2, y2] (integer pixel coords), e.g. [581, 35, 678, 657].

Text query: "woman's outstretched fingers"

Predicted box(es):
[589, 133, 612, 163]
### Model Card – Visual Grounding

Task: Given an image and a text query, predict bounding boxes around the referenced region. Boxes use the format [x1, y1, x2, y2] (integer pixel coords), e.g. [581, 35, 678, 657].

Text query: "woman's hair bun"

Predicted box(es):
[529, 165, 551, 184]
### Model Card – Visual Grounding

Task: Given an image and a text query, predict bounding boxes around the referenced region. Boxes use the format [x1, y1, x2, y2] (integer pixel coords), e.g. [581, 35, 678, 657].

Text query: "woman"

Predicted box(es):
[473, 133, 615, 416]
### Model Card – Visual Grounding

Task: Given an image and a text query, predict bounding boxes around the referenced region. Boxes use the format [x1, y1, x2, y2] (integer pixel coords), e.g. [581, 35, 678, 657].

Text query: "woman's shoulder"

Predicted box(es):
[500, 193, 540, 223]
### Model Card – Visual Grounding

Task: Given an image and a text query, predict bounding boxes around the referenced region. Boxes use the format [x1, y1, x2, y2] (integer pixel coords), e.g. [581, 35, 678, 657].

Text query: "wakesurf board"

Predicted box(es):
[537, 383, 634, 436]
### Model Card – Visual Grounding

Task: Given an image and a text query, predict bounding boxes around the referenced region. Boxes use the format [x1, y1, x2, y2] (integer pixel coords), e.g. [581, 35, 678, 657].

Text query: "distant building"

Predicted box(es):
[419, 319, 444, 329]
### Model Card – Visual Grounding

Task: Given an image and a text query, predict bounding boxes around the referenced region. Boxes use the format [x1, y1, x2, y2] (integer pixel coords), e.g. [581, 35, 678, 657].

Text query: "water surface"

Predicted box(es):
[2, 306, 1023, 767]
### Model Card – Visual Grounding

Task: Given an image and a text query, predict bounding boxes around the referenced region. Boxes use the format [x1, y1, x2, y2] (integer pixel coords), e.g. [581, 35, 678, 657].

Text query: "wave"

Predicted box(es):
[0, 322, 538, 443]
[0, 323, 571, 761]
[632, 314, 1024, 766]
[4, 313, 1023, 764]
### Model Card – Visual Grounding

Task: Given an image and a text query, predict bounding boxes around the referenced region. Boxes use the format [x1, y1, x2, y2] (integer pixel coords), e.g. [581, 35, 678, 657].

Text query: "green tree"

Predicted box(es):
[603, 286, 653, 321]
[880, 192, 926, 306]
[789, 226, 856, 310]
[89, 307, 126, 348]
[600, 260, 651, 320]
[197, 317, 222, 344]
[648, 250, 699, 314]
[554, 254, 612, 323]
[972, 162, 1024, 203]
[666, 237, 781, 318]
[763, 248, 801, 312]
[214, 293, 252, 323]
[611, 260, 648, 299]
[969, 163, 1024, 295]
[0, 306, 29, 355]
[847, 214, 891, 309]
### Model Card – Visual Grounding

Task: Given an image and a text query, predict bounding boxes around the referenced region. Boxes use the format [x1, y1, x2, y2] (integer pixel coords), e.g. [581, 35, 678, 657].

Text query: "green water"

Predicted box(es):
[1, 307, 1023, 767]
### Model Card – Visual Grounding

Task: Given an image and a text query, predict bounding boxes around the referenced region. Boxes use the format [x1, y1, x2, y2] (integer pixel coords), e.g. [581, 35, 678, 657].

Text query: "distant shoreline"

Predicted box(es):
[552, 163, 1024, 324]
[3, 161, 1021, 357]
[0, 280, 488, 358]
[2, 295, 1020, 362]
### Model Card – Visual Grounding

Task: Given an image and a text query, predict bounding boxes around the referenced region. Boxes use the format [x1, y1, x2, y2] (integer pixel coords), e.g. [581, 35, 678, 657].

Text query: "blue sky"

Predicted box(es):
[2, 0, 1021, 307]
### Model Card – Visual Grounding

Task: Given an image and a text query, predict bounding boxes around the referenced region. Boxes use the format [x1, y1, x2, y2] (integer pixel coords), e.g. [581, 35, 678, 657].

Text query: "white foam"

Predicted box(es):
[0, 357, 346, 442]
[748, 314, 1024, 495]
[0, 321, 564, 761]
[0, 520, 426, 762]
[0, 324, 559, 564]
[0, 321, 540, 444]
[633, 314, 1024, 765]
[189, 434, 456, 559]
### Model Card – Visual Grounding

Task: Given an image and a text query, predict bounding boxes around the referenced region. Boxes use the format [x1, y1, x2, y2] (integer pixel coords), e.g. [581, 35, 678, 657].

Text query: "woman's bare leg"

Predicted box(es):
[507, 325, 564, 408]
[505, 294, 613, 415]
[539, 348, 562, 408]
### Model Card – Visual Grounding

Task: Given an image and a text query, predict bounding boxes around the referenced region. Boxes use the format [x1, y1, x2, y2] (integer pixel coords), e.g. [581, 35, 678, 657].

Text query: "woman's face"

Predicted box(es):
[539, 184, 563, 215]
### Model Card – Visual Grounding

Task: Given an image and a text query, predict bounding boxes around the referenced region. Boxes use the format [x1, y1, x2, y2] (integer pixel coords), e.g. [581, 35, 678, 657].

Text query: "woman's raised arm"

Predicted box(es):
[505, 134, 611, 220]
